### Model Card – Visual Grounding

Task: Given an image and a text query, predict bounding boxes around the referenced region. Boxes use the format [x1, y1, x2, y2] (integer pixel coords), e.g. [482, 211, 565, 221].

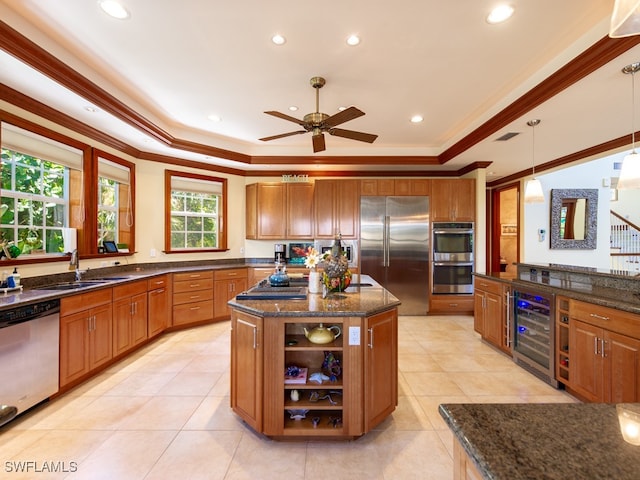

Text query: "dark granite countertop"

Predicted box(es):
[228, 274, 400, 317]
[439, 403, 640, 480]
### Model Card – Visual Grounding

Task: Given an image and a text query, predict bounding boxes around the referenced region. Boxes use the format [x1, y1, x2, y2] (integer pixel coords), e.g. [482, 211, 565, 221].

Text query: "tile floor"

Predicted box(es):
[0, 315, 576, 479]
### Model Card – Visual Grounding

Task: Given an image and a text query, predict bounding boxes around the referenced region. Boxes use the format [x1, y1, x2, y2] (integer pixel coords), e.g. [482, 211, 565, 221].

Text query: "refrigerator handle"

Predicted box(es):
[384, 215, 390, 267]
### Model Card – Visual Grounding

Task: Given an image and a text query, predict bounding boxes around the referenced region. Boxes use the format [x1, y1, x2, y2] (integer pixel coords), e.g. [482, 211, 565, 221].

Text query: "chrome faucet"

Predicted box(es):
[69, 249, 82, 281]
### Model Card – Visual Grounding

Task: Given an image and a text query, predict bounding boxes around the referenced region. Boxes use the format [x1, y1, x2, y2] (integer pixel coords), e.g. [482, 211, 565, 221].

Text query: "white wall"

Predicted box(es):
[523, 156, 612, 269]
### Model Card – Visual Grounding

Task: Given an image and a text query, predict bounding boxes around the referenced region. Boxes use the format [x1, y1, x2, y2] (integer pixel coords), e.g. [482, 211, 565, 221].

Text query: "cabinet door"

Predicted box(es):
[257, 183, 286, 238]
[431, 179, 475, 221]
[365, 309, 397, 431]
[569, 319, 603, 402]
[473, 291, 485, 335]
[112, 297, 133, 357]
[606, 330, 640, 403]
[90, 303, 113, 370]
[231, 310, 263, 432]
[245, 183, 257, 239]
[314, 180, 336, 238]
[148, 287, 169, 338]
[131, 292, 148, 347]
[483, 292, 503, 347]
[335, 179, 360, 238]
[286, 183, 314, 238]
[60, 311, 90, 387]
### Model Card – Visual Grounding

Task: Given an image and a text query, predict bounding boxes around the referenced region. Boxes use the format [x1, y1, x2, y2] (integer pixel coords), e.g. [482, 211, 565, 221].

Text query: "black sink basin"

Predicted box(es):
[36, 281, 109, 290]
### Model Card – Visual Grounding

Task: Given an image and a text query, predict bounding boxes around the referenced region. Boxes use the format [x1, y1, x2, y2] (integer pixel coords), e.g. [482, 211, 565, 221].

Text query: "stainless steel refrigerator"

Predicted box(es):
[360, 196, 430, 315]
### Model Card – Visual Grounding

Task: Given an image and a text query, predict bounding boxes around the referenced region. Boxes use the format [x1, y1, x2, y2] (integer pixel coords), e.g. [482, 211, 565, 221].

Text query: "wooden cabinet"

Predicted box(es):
[473, 277, 511, 354]
[453, 437, 484, 480]
[431, 179, 475, 221]
[429, 295, 474, 315]
[246, 182, 314, 239]
[172, 271, 214, 326]
[59, 288, 113, 388]
[314, 179, 360, 239]
[230, 306, 398, 439]
[230, 309, 263, 432]
[568, 299, 640, 402]
[556, 296, 570, 385]
[112, 280, 148, 357]
[214, 268, 248, 321]
[360, 178, 429, 196]
[147, 274, 170, 338]
[365, 309, 398, 431]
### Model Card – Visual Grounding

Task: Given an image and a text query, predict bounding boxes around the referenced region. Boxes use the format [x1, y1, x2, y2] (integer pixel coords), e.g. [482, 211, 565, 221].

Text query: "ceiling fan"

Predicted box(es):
[259, 76, 378, 153]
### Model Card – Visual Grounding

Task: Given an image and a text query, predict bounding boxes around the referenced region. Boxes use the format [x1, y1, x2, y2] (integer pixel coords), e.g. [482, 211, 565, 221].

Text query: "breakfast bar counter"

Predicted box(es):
[439, 402, 640, 480]
[228, 274, 400, 439]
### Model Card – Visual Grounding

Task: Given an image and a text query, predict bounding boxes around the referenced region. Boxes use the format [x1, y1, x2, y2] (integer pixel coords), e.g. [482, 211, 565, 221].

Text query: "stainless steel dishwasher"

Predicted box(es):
[0, 298, 60, 427]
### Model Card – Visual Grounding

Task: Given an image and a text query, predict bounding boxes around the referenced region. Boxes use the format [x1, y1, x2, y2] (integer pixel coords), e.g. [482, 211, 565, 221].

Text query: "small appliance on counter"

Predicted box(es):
[269, 260, 290, 287]
[274, 243, 286, 262]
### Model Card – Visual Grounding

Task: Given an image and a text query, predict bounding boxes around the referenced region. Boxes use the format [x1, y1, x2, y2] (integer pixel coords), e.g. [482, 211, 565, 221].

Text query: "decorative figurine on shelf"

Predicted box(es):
[321, 233, 351, 297]
[290, 389, 300, 402]
[304, 246, 322, 294]
[322, 351, 341, 381]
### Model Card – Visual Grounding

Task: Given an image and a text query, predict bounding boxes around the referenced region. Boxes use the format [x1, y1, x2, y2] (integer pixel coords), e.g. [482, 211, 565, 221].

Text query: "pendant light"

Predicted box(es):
[619, 62, 640, 189]
[610, 0, 640, 38]
[524, 119, 544, 203]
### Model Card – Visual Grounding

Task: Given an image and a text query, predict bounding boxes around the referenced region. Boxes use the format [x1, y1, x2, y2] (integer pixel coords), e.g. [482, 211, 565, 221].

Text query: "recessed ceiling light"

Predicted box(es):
[271, 34, 286, 45]
[84, 106, 98, 113]
[338, 106, 347, 111]
[208, 114, 221, 122]
[410, 115, 424, 123]
[288, 106, 298, 111]
[98, 1, 130, 19]
[346, 34, 360, 46]
[486, 5, 514, 24]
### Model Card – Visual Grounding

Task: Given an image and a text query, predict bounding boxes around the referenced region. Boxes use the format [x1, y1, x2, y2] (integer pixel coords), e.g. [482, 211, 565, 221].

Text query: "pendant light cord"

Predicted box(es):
[527, 119, 540, 176]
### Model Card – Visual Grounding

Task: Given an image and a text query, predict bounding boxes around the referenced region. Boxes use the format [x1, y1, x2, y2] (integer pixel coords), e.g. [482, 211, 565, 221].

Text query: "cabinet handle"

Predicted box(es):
[190, 306, 201, 310]
[589, 313, 610, 321]
[601, 339, 607, 358]
[190, 295, 201, 299]
[448, 303, 459, 307]
[594, 336, 599, 355]
[505, 291, 511, 346]
[368, 327, 374, 349]
[190, 283, 201, 288]
[253, 326, 258, 350]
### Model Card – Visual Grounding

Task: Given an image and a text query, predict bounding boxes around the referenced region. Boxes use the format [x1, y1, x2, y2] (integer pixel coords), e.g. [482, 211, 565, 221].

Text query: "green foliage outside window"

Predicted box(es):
[170, 190, 219, 249]
[1, 148, 67, 254]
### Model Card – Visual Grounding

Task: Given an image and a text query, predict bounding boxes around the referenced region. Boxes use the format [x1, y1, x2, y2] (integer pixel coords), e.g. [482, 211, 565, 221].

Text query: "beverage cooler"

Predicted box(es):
[512, 287, 558, 388]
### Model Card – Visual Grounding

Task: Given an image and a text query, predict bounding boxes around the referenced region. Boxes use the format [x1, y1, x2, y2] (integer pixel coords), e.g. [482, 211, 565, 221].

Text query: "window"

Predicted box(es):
[97, 152, 134, 250]
[165, 170, 227, 252]
[1, 123, 84, 256]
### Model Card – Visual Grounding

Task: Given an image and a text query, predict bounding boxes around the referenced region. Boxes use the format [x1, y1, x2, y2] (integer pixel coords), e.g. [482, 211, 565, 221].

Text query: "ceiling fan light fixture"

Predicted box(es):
[271, 34, 286, 45]
[98, 1, 130, 19]
[486, 4, 514, 24]
[346, 35, 361, 46]
[609, 0, 640, 37]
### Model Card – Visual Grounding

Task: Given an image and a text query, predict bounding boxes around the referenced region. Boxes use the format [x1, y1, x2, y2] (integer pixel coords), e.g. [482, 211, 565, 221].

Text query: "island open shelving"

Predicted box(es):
[229, 274, 399, 439]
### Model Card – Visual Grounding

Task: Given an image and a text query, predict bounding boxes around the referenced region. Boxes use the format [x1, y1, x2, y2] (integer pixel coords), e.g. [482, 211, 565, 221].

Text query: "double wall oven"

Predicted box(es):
[432, 222, 474, 294]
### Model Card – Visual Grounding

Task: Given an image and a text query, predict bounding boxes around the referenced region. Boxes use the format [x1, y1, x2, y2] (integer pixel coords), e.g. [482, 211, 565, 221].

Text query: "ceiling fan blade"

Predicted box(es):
[323, 106, 365, 128]
[312, 133, 326, 153]
[259, 130, 307, 142]
[329, 128, 378, 143]
[264, 111, 306, 126]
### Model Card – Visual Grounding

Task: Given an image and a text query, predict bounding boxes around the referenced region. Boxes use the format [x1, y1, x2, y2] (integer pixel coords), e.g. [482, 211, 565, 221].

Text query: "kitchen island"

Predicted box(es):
[439, 402, 640, 480]
[228, 274, 400, 439]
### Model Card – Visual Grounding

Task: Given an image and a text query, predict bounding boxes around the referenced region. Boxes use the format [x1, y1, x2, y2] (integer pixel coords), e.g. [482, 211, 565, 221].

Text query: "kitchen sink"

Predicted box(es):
[36, 280, 109, 290]
[89, 276, 132, 281]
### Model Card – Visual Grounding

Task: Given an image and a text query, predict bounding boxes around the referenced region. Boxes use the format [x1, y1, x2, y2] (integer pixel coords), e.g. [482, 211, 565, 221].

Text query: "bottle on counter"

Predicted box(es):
[12, 267, 20, 287]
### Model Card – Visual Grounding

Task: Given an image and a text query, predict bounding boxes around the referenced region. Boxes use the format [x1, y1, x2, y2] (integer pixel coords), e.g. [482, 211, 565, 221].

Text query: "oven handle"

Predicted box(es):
[433, 262, 474, 266]
[433, 229, 474, 234]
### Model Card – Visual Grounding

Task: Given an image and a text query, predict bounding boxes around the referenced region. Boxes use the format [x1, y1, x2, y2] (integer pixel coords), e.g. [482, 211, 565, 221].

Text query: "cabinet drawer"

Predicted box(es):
[173, 277, 214, 293]
[113, 280, 147, 300]
[173, 289, 214, 305]
[173, 300, 214, 325]
[214, 268, 248, 281]
[173, 270, 213, 282]
[474, 278, 503, 295]
[61, 288, 113, 316]
[430, 296, 474, 314]
[570, 300, 640, 339]
[147, 274, 169, 290]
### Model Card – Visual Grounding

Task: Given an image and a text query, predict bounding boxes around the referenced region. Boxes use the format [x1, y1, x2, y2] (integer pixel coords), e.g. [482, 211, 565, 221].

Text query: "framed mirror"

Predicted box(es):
[550, 188, 598, 249]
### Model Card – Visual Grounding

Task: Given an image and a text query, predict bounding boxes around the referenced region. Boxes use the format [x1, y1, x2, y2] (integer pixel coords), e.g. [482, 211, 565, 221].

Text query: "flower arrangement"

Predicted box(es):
[304, 246, 321, 270]
[321, 249, 351, 293]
